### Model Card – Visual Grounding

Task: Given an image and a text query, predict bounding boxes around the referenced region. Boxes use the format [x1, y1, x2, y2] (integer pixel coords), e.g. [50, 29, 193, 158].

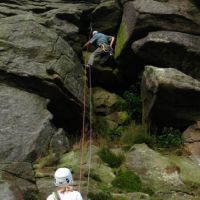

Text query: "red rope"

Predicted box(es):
[79, 26, 93, 192]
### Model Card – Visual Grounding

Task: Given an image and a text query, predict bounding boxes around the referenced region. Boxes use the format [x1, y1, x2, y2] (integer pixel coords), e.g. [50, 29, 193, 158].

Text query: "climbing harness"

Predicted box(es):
[101, 44, 110, 52]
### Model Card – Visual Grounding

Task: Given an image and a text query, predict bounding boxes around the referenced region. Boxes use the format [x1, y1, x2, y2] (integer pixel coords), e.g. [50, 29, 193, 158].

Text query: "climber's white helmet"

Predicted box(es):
[54, 168, 73, 187]
[92, 30, 98, 36]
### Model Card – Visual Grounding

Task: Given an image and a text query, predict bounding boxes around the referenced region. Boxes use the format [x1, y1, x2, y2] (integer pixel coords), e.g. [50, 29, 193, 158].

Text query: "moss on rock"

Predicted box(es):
[115, 22, 127, 59]
[169, 155, 200, 186]
[112, 170, 142, 192]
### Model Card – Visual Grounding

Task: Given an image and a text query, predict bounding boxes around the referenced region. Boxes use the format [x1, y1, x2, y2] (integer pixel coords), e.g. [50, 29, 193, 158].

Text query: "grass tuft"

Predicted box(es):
[98, 148, 125, 168]
[112, 170, 142, 192]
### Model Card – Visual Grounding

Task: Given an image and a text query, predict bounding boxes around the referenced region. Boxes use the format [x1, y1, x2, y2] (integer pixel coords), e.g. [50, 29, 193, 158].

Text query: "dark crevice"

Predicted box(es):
[31, 7, 53, 14]
[1, 169, 35, 184]
[56, 9, 94, 34]
[56, 13, 80, 25]
[191, 0, 200, 8]
[0, 12, 16, 17]
[0, 70, 82, 133]
[132, 13, 200, 42]
[0, 0, 22, 6]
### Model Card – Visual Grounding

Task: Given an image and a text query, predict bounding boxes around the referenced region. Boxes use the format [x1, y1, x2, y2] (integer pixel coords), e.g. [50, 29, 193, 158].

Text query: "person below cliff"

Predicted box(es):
[83, 30, 115, 68]
[47, 168, 83, 200]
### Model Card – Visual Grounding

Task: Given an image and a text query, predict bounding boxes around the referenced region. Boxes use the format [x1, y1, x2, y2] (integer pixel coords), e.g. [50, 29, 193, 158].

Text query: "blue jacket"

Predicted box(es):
[89, 33, 112, 47]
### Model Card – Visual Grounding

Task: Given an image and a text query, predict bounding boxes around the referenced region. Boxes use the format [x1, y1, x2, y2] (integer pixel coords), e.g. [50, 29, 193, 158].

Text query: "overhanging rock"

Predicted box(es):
[142, 66, 200, 129]
[132, 31, 200, 80]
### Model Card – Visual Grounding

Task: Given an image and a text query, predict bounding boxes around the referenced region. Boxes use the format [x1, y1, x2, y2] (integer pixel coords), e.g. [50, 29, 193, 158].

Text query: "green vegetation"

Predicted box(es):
[156, 127, 182, 149]
[115, 22, 126, 58]
[25, 191, 39, 200]
[119, 123, 182, 150]
[117, 84, 142, 122]
[120, 122, 154, 150]
[112, 170, 142, 192]
[88, 192, 113, 200]
[85, 170, 101, 182]
[34, 153, 59, 169]
[98, 148, 125, 168]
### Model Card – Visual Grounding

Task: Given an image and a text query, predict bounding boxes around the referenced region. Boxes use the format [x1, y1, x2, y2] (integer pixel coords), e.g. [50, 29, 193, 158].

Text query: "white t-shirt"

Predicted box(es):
[47, 190, 83, 200]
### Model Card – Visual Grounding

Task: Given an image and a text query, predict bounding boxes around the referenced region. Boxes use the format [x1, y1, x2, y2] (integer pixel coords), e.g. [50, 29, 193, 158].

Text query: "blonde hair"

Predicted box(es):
[57, 185, 73, 193]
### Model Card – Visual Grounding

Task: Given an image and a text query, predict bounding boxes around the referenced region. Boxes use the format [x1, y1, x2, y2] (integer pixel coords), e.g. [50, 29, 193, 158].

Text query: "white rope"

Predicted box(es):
[86, 66, 93, 199]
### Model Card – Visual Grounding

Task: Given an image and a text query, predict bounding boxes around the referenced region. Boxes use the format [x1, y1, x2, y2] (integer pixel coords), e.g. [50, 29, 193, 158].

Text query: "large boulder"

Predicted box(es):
[116, 0, 200, 58]
[91, 0, 122, 34]
[38, 2, 98, 54]
[93, 87, 125, 114]
[0, 162, 35, 182]
[0, 1, 98, 55]
[0, 14, 83, 104]
[0, 83, 56, 162]
[126, 144, 184, 192]
[183, 121, 200, 165]
[169, 155, 200, 188]
[0, 14, 83, 130]
[115, 1, 138, 59]
[0, 164, 37, 200]
[141, 66, 200, 129]
[83, 52, 121, 90]
[132, 31, 200, 80]
[93, 87, 129, 132]
[132, 0, 200, 35]
[126, 143, 200, 198]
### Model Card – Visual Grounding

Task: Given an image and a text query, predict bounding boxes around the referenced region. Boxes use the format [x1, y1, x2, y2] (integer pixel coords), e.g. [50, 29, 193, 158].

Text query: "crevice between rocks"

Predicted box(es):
[0, 169, 35, 184]
[31, 7, 53, 14]
[0, 69, 82, 133]
[0, 0, 22, 6]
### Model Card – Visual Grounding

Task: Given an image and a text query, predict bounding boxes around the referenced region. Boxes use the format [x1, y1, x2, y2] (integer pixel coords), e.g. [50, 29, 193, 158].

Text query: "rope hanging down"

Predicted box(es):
[79, 24, 93, 198]
[86, 65, 93, 196]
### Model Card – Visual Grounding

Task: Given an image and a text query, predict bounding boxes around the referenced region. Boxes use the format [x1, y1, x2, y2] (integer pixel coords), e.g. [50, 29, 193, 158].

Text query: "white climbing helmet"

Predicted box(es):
[92, 30, 98, 36]
[54, 168, 73, 187]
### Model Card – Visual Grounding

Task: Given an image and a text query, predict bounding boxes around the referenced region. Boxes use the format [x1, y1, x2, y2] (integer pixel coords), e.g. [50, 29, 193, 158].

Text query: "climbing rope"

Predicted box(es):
[86, 65, 93, 197]
[78, 63, 87, 191]
[79, 24, 93, 198]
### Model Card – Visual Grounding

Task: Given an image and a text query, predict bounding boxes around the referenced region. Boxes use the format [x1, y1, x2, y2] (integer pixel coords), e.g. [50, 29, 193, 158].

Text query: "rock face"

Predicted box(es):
[0, 83, 55, 162]
[91, 0, 122, 34]
[93, 87, 129, 131]
[0, 0, 200, 199]
[127, 143, 200, 197]
[0, 14, 83, 104]
[115, 1, 137, 59]
[141, 66, 200, 129]
[126, 144, 184, 191]
[115, 0, 200, 83]
[0, 182, 23, 200]
[116, 0, 200, 59]
[83, 52, 121, 90]
[183, 121, 200, 165]
[0, 162, 37, 200]
[132, 31, 200, 80]
[132, 0, 200, 35]
[0, 1, 97, 198]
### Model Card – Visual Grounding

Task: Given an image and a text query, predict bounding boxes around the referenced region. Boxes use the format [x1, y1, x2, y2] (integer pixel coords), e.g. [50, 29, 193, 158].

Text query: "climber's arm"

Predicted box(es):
[109, 36, 115, 48]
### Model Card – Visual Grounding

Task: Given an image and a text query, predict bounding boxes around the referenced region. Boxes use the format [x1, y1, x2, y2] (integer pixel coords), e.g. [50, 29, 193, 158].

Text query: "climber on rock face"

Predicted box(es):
[83, 30, 115, 68]
[47, 168, 83, 200]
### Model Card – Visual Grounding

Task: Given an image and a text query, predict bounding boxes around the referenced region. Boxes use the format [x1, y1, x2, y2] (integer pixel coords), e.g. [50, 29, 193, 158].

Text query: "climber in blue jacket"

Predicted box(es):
[83, 31, 115, 68]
